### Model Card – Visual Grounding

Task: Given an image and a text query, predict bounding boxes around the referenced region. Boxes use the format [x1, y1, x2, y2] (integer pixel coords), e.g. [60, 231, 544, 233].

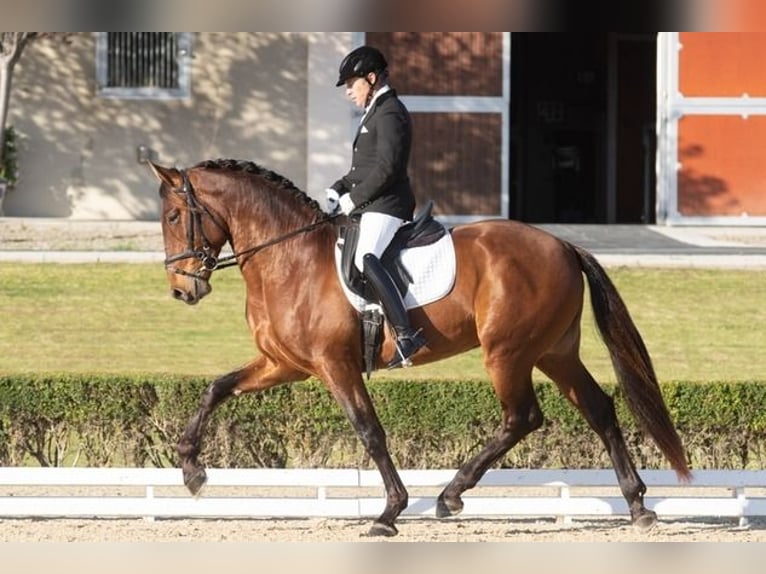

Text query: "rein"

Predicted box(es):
[214, 215, 340, 270]
[164, 170, 340, 279]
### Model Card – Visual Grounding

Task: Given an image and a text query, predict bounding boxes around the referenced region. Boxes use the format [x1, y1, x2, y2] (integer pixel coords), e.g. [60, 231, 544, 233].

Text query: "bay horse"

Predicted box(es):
[148, 158, 690, 537]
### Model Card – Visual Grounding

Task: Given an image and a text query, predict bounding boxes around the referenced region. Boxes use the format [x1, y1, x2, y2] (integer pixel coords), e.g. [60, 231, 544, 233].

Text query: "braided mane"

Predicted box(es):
[193, 158, 322, 213]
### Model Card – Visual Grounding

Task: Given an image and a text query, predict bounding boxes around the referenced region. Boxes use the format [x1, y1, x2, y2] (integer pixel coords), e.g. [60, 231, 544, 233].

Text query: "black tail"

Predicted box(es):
[571, 243, 691, 481]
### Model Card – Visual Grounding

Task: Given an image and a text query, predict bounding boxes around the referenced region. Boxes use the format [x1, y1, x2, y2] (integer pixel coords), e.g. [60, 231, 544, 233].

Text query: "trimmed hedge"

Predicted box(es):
[1, 374, 765, 470]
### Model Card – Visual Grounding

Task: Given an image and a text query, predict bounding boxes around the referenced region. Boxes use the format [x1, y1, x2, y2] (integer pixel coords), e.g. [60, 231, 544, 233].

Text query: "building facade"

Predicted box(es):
[3, 32, 764, 226]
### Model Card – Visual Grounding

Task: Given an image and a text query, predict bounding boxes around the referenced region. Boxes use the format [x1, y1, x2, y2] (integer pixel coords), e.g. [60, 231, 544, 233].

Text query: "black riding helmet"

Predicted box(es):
[336, 46, 388, 87]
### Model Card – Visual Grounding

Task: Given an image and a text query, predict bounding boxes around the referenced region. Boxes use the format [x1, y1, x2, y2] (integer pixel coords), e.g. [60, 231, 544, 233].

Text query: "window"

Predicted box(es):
[364, 32, 510, 221]
[96, 32, 193, 99]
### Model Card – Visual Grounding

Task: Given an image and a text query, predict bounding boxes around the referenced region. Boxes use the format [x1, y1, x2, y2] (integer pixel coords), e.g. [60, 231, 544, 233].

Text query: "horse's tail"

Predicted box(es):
[570, 243, 691, 482]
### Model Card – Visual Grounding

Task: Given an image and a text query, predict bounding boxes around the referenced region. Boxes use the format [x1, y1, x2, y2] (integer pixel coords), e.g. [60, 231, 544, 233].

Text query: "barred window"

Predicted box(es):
[95, 32, 192, 99]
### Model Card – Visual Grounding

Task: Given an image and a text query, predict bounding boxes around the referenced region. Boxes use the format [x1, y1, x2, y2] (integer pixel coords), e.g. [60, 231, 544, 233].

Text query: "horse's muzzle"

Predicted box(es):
[171, 277, 211, 305]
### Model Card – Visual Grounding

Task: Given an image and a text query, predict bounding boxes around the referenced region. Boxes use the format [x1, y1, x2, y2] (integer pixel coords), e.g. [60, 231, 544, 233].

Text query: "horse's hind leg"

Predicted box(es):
[177, 356, 304, 496]
[437, 355, 543, 518]
[536, 353, 657, 529]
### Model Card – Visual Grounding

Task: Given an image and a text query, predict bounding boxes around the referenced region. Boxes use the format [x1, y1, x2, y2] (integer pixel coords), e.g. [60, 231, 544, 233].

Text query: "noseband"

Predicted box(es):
[163, 170, 229, 280]
[164, 170, 339, 279]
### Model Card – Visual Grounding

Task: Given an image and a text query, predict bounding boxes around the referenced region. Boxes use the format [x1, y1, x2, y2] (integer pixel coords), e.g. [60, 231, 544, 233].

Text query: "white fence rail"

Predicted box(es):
[1, 467, 765, 525]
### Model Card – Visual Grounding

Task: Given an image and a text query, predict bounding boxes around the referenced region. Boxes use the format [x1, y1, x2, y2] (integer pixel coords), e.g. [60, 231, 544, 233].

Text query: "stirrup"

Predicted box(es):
[387, 329, 426, 369]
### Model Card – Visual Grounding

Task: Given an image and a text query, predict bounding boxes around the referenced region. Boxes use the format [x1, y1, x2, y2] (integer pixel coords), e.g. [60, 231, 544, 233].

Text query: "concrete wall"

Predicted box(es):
[3, 32, 355, 220]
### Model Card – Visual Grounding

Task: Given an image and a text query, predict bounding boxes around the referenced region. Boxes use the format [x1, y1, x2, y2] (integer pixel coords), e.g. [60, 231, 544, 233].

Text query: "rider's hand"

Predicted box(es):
[325, 188, 340, 213]
[339, 193, 355, 215]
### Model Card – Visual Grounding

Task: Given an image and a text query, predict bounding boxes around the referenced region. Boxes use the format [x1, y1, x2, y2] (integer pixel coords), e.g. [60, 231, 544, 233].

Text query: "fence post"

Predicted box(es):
[735, 487, 748, 528]
[556, 484, 572, 525]
[144, 485, 155, 522]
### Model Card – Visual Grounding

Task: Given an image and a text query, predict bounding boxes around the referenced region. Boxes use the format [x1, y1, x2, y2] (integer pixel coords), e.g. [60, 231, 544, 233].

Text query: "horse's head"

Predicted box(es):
[148, 161, 229, 305]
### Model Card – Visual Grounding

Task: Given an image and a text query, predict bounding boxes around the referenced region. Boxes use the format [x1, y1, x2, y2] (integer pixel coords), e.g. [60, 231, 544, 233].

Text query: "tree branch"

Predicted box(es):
[0, 33, 34, 170]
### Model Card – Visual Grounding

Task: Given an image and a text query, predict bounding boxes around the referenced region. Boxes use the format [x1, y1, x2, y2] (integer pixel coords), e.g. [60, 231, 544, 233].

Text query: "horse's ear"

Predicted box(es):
[147, 161, 182, 189]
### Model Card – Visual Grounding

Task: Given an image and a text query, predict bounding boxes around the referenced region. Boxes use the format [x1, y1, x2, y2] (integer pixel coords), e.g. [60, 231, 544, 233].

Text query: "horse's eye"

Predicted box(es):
[167, 209, 180, 225]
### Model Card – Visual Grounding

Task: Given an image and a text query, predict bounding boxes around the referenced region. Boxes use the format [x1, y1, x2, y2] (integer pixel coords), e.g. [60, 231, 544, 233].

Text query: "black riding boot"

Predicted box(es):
[362, 253, 426, 368]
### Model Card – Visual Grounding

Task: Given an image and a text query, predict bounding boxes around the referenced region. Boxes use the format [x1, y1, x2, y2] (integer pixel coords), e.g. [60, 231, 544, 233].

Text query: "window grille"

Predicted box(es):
[96, 32, 192, 99]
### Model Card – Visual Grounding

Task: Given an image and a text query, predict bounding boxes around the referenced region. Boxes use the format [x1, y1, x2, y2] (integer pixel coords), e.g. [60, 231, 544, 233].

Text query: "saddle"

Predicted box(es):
[338, 201, 447, 300]
[335, 202, 448, 379]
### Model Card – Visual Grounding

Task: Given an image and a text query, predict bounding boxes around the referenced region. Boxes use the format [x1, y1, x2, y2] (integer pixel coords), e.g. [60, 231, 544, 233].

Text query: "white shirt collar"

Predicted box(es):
[364, 84, 391, 115]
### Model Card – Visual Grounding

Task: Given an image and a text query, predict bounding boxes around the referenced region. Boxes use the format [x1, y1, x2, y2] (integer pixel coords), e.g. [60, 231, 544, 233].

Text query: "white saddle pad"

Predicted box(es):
[335, 232, 457, 313]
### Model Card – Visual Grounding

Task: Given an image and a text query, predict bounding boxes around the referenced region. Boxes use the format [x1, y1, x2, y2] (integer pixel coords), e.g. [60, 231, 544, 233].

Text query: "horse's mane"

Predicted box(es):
[193, 158, 322, 214]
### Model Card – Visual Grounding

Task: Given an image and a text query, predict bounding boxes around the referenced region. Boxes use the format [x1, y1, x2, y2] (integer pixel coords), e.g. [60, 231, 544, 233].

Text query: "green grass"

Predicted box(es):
[1, 263, 764, 383]
[0, 263, 252, 377]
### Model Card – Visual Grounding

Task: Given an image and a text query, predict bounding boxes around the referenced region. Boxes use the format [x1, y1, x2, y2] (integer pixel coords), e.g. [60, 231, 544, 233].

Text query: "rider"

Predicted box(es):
[326, 45, 426, 369]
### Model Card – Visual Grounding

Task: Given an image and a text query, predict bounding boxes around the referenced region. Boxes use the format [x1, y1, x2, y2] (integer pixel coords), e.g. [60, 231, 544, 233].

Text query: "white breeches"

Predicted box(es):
[354, 211, 405, 272]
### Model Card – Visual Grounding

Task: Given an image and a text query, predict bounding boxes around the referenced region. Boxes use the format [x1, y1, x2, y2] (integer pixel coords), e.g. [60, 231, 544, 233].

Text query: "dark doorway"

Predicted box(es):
[510, 33, 657, 223]
[614, 35, 657, 223]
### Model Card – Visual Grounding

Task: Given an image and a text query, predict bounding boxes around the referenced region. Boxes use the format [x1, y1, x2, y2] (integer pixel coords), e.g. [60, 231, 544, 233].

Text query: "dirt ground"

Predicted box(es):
[0, 219, 164, 251]
[4, 218, 766, 252]
[1, 514, 764, 542]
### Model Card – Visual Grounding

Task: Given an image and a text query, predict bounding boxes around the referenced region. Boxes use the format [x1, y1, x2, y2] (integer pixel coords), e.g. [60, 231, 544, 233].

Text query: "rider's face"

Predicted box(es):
[345, 74, 374, 108]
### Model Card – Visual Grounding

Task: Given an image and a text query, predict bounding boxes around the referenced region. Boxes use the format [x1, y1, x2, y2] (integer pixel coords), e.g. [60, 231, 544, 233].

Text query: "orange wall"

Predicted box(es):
[678, 33, 766, 217]
[680, 33, 766, 97]
[678, 115, 766, 216]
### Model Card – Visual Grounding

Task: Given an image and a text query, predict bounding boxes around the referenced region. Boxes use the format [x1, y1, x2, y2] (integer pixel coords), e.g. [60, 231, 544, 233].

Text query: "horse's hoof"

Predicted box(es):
[436, 494, 464, 518]
[185, 468, 208, 497]
[632, 509, 658, 531]
[365, 521, 398, 537]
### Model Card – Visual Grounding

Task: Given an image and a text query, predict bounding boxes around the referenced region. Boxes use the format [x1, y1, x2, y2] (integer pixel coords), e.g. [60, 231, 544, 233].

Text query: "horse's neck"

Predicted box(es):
[228, 209, 334, 273]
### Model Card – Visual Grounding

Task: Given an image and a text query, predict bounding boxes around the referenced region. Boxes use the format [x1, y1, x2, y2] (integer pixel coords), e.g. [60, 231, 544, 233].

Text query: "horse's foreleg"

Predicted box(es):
[537, 355, 656, 530]
[325, 372, 408, 537]
[437, 367, 543, 518]
[177, 356, 304, 496]
[176, 370, 242, 495]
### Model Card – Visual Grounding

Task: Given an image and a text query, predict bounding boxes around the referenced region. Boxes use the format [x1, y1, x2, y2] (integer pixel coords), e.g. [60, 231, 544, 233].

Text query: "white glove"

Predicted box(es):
[325, 188, 340, 213]
[339, 193, 355, 215]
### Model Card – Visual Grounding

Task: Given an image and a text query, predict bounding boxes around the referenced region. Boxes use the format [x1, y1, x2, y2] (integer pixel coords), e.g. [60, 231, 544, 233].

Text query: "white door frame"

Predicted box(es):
[357, 32, 511, 225]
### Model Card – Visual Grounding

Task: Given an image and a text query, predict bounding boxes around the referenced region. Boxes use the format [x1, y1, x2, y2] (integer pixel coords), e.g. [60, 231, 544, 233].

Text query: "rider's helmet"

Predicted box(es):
[336, 46, 388, 87]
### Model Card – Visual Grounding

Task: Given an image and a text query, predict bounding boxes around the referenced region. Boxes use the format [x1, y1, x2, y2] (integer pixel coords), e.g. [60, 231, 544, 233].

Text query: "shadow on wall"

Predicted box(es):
[677, 143, 735, 216]
[6, 33, 320, 219]
[369, 32, 505, 218]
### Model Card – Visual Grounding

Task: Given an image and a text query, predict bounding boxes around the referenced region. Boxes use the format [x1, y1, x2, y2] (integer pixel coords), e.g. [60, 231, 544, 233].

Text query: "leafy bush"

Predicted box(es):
[1, 374, 765, 470]
[0, 126, 19, 188]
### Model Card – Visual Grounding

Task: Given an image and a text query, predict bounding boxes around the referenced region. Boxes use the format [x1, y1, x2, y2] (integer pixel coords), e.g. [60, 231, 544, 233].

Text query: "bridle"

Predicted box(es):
[163, 169, 340, 279]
